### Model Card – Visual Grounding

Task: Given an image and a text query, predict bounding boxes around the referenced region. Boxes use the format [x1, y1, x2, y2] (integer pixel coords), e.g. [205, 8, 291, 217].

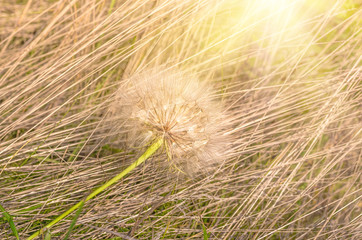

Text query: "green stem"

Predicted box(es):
[27, 138, 163, 240]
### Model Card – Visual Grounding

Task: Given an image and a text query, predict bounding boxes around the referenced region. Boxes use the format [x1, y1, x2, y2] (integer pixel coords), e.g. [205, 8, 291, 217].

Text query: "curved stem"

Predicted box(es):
[27, 138, 163, 240]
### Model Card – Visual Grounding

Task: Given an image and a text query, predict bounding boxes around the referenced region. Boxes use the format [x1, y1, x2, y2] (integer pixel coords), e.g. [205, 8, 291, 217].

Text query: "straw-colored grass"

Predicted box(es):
[0, 0, 361, 239]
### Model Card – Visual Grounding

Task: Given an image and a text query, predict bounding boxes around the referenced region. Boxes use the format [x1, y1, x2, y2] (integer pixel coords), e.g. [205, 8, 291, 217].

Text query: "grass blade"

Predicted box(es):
[201, 218, 209, 240]
[44, 229, 52, 240]
[0, 203, 19, 240]
[63, 200, 85, 240]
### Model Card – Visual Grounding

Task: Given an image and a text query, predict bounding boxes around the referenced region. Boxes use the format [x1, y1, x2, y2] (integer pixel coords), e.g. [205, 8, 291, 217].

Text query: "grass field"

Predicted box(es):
[0, 0, 361, 239]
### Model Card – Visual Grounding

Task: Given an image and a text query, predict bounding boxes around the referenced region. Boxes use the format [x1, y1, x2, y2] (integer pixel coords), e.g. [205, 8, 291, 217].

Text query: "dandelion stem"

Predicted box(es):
[27, 138, 163, 240]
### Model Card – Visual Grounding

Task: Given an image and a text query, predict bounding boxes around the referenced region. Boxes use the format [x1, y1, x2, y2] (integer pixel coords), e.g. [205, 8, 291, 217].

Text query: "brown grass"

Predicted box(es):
[0, 0, 361, 239]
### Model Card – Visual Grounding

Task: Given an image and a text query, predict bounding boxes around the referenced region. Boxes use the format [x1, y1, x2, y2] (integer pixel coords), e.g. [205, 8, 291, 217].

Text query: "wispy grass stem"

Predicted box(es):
[26, 138, 163, 240]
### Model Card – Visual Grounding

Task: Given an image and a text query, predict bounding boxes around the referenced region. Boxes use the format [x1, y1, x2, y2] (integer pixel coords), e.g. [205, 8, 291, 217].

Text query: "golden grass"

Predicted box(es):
[0, 0, 361, 239]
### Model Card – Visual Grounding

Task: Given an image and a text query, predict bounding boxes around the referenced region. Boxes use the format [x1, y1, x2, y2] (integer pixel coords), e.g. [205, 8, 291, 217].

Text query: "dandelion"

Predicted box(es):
[27, 67, 229, 240]
[113, 67, 229, 174]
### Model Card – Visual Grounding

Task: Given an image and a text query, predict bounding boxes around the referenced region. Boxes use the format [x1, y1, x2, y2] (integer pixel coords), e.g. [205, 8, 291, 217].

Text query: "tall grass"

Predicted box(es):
[0, 0, 361, 239]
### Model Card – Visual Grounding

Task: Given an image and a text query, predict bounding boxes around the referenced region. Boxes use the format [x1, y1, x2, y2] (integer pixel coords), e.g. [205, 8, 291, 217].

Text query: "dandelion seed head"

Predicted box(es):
[113, 68, 230, 174]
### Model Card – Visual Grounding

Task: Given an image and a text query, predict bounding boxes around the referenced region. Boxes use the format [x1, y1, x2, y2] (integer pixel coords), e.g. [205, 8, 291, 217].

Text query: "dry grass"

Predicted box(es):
[0, 0, 361, 239]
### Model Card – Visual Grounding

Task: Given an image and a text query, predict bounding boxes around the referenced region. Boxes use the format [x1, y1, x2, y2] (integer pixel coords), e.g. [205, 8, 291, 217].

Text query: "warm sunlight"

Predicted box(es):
[1, 0, 360, 239]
